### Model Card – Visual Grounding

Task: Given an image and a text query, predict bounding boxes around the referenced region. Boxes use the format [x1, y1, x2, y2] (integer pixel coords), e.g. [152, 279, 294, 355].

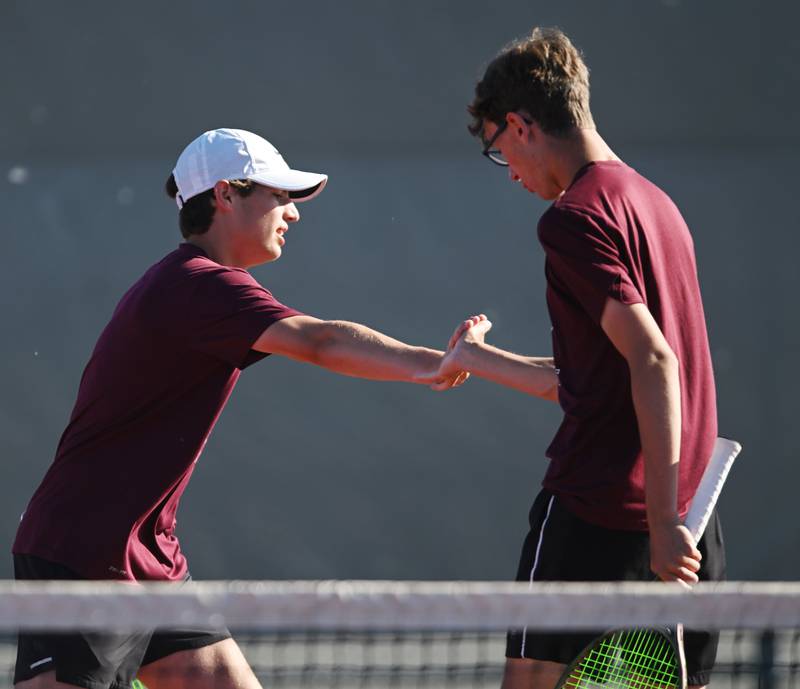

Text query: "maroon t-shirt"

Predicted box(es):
[539, 161, 717, 530]
[13, 243, 303, 580]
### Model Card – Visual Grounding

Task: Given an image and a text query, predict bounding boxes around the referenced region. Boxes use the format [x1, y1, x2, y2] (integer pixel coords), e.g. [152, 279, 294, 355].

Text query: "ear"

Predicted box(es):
[212, 181, 235, 212]
[506, 112, 534, 143]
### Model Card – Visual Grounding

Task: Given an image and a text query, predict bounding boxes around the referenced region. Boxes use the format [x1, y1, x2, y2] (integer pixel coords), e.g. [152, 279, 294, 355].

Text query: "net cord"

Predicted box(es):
[0, 580, 797, 632]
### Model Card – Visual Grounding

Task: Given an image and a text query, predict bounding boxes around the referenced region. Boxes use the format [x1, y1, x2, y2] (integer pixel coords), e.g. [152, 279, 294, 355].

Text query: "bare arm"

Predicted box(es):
[453, 342, 558, 400]
[416, 316, 558, 401]
[599, 298, 701, 584]
[253, 315, 460, 385]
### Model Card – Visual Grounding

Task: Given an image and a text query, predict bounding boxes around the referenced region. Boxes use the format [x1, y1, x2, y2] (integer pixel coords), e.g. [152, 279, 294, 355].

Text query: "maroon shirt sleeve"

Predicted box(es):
[168, 264, 304, 369]
[12, 246, 309, 581]
[538, 205, 644, 324]
[533, 162, 717, 531]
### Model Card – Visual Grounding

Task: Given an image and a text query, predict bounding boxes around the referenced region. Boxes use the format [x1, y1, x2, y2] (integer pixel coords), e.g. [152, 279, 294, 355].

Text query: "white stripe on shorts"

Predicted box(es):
[30, 656, 53, 670]
[520, 494, 555, 658]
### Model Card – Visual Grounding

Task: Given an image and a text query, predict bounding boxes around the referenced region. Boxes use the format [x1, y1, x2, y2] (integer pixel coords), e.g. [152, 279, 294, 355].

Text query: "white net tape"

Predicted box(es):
[1, 580, 798, 632]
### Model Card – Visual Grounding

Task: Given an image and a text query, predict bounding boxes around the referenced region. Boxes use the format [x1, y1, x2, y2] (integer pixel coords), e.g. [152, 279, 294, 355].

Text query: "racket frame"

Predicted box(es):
[553, 437, 741, 689]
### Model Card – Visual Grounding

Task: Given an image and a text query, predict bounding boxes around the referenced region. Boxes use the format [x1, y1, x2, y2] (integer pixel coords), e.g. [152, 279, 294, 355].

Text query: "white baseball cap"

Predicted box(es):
[172, 128, 328, 209]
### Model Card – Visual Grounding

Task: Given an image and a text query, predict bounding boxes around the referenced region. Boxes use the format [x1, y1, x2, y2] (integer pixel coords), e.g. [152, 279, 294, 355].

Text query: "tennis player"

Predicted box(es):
[12, 128, 467, 689]
[420, 28, 724, 689]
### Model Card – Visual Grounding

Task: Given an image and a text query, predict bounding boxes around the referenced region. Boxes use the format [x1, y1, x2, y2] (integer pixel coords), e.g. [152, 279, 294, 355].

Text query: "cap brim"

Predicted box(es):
[249, 169, 328, 203]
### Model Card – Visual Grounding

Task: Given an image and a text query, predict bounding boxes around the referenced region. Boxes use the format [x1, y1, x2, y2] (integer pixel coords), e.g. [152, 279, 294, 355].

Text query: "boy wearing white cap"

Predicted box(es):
[11, 128, 466, 689]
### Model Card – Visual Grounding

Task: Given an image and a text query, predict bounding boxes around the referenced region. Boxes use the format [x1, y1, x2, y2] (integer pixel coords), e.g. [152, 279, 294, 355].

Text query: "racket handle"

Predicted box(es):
[683, 437, 741, 542]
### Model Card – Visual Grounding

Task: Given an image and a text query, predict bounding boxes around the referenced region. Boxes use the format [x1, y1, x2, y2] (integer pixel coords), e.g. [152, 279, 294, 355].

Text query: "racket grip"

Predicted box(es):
[683, 437, 741, 542]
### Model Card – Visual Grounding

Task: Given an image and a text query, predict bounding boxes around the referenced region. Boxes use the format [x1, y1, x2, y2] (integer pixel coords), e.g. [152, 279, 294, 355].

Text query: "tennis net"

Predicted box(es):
[1, 580, 798, 688]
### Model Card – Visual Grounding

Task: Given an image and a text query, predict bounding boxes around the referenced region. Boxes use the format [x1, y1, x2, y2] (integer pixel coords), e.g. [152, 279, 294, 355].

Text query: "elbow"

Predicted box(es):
[637, 346, 679, 378]
[654, 347, 679, 371]
[305, 322, 339, 366]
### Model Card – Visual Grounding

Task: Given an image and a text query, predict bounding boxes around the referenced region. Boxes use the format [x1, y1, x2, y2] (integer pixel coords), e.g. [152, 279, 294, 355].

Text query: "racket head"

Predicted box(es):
[554, 625, 687, 689]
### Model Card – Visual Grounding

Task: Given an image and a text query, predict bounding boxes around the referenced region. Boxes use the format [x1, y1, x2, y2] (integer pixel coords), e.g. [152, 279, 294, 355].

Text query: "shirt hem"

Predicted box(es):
[541, 487, 650, 532]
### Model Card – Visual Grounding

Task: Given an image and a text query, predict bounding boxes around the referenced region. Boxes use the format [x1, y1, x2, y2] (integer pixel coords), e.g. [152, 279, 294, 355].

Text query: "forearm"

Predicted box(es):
[311, 320, 441, 382]
[460, 342, 558, 400]
[629, 351, 682, 527]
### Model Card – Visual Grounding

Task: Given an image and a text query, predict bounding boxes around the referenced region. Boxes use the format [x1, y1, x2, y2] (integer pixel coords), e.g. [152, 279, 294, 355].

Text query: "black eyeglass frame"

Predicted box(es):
[480, 115, 535, 167]
[481, 121, 510, 167]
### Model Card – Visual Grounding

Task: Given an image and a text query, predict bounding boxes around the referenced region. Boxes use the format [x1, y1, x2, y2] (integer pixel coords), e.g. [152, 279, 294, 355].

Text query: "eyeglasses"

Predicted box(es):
[480, 116, 534, 167]
[481, 121, 509, 166]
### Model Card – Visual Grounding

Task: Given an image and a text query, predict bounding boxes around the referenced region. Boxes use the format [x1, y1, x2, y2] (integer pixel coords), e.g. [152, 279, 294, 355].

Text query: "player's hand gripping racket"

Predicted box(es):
[554, 437, 741, 689]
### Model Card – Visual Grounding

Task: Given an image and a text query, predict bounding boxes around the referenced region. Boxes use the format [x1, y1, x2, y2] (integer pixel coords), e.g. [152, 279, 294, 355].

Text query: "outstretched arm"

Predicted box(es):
[600, 298, 701, 585]
[252, 315, 466, 387]
[417, 315, 559, 400]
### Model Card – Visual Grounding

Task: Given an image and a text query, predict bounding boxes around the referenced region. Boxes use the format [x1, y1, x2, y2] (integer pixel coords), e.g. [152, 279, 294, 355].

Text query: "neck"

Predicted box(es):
[186, 230, 245, 269]
[550, 128, 620, 191]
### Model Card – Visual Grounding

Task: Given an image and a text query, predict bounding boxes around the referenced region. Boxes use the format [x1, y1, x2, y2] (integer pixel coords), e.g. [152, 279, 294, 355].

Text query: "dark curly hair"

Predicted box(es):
[468, 27, 594, 139]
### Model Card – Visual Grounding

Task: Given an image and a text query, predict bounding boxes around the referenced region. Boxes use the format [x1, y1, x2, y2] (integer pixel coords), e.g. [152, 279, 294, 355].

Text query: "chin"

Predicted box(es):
[259, 247, 281, 264]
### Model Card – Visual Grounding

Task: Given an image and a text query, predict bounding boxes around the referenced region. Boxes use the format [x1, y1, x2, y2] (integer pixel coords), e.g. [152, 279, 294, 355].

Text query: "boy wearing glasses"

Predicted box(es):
[420, 27, 723, 689]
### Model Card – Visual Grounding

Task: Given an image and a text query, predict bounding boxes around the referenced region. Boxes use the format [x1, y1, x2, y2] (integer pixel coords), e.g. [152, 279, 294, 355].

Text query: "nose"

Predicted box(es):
[508, 167, 521, 183]
[284, 202, 300, 223]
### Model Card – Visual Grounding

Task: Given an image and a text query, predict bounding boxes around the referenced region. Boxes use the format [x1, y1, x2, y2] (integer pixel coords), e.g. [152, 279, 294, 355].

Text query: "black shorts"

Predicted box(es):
[13, 554, 231, 689]
[506, 489, 726, 687]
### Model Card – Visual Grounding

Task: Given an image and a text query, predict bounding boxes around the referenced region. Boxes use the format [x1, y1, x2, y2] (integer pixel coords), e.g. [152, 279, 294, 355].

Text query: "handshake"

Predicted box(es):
[416, 314, 492, 392]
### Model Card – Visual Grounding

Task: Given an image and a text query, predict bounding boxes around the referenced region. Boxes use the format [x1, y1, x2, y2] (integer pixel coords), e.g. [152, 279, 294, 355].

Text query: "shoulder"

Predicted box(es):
[540, 161, 672, 251]
[154, 245, 271, 295]
[134, 247, 286, 326]
[538, 203, 621, 256]
[542, 162, 634, 232]
[564, 161, 680, 220]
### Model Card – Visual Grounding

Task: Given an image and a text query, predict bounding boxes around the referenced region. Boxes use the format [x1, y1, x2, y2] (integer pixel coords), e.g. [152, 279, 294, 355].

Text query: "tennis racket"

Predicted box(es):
[554, 437, 742, 689]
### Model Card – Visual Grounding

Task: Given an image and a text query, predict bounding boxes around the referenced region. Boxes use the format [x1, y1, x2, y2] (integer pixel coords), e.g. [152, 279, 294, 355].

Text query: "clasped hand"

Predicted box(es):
[417, 314, 492, 391]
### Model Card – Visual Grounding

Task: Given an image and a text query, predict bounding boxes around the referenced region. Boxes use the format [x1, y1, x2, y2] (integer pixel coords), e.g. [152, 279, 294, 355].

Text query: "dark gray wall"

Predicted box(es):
[2, 1, 798, 581]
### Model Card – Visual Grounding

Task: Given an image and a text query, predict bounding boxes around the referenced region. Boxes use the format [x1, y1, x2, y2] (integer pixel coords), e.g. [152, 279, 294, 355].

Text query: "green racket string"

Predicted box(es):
[563, 629, 679, 688]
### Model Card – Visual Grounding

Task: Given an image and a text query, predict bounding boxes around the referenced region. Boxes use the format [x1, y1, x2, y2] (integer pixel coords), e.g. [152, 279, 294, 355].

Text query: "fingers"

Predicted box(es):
[426, 370, 471, 392]
[429, 380, 451, 392]
[676, 525, 702, 561]
[447, 321, 470, 351]
[413, 370, 443, 385]
[448, 314, 488, 350]
[452, 371, 470, 387]
[466, 319, 493, 340]
[448, 320, 473, 350]
[654, 566, 699, 586]
[677, 552, 702, 583]
[681, 554, 701, 572]
[650, 525, 703, 586]
[431, 371, 471, 391]
[653, 553, 702, 585]
[422, 311, 491, 390]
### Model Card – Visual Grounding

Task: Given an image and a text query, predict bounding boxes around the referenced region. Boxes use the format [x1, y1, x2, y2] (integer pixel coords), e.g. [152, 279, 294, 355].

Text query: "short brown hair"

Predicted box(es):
[164, 175, 258, 238]
[468, 27, 594, 138]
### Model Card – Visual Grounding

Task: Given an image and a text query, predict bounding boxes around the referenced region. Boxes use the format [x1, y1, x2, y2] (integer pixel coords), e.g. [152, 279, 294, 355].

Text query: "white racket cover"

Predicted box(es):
[684, 437, 742, 542]
[554, 437, 741, 689]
